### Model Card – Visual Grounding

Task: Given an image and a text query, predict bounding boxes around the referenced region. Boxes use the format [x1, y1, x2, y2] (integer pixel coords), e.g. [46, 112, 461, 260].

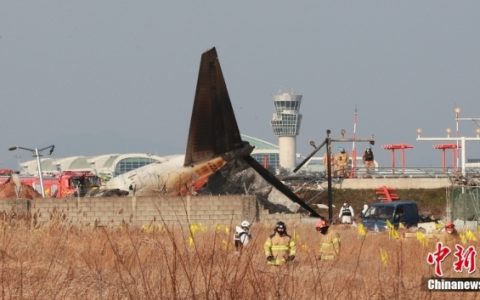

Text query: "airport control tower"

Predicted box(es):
[271, 91, 302, 170]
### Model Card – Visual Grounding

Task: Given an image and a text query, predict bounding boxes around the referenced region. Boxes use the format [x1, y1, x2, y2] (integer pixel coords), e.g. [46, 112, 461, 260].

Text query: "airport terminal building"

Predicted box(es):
[18, 134, 283, 180]
[20, 153, 167, 182]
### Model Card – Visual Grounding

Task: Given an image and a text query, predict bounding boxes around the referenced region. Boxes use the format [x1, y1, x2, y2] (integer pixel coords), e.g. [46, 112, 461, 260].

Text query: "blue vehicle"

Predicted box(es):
[361, 200, 420, 231]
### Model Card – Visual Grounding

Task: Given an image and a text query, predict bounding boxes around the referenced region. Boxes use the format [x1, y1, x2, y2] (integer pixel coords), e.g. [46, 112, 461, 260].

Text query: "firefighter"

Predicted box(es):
[444, 222, 457, 234]
[264, 221, 296, 266]
[335, 148, 349, 178]
[339, 202, 354, 224]
[440, 222, 459, 244]
[316, 218, 341, 261]
[234, 220, 251, 252]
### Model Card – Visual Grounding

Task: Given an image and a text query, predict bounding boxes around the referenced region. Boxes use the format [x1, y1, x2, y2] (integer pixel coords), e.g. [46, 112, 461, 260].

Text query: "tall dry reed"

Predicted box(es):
[0, 215, 478, 299]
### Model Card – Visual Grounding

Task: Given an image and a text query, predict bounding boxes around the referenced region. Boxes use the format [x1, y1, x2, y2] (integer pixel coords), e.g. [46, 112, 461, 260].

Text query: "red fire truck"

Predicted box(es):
[0, 170, 101, 198]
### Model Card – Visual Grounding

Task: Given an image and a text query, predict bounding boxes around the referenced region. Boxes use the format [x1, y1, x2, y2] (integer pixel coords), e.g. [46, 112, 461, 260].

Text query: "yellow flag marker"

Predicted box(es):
[221, 239, 228, 251]
[293, 230, 301, 244]
[190, 223, 206, 235]
[141, 224, 162, 233]
[386, 220, 394, 230]
[357, 223, 367, 237]
[379, 248, 389, 267]
[460, 232, 467, 245]
[416, 231, 428, 247]
[436, 223, 444, 231]
[465, 230, 477, 242]
[188, 223, 206, 248]
[215, 224, 230, 234]
[386, 220, 400, 239]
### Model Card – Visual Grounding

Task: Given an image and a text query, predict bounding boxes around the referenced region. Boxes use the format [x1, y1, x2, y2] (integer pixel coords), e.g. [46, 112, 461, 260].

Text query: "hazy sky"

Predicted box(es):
[1, 1, 479, 170]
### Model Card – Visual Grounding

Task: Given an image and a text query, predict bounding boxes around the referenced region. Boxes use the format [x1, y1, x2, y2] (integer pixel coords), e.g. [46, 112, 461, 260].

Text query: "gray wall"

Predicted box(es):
[0, 195, 305, 227]
[0, 195, 257, 226]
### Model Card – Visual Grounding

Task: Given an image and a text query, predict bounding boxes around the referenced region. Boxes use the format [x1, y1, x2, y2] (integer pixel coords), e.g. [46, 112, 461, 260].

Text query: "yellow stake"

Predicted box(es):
[386, 220, 400, 239]
[379, 248, 389, 267]
[416, 231, 428, 247]
[465, 230, 477, 242]
[460, 232, 467, 245]
[357, 223, 367, 237]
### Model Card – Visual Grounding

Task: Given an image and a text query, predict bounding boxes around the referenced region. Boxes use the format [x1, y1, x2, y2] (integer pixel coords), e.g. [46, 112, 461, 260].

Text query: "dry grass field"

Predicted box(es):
[0, 215, 479, 299]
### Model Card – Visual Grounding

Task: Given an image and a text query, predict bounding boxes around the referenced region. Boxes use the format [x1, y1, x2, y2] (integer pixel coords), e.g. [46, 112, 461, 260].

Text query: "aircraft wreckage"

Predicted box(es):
[104, 47, 319, 216]
[1, 48, 320, 217]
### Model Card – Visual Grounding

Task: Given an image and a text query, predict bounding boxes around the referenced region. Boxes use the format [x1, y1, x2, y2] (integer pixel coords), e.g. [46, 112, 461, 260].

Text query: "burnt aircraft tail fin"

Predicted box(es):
[183, 47, 320, 218]
[184, 47, 244, 166]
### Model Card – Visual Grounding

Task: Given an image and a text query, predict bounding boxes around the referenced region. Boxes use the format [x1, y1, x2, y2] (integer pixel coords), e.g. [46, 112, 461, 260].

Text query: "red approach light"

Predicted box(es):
[382, 144, 414, 172]
[433, 144, 460, 172]
[375, 185, 399, 202]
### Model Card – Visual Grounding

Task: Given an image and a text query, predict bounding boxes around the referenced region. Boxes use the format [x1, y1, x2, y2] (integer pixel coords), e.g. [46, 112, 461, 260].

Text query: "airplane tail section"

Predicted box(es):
[183, 47, 320, 218]
[184, 47, 244, 166]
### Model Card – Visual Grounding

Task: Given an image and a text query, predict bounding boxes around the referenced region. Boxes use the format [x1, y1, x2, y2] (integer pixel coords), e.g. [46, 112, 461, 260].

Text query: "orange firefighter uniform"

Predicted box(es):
[334, 148, 349, 178]
[264, 221, 296, 266]
[440, 222, 459, 245]
[316, 219, 341, 261]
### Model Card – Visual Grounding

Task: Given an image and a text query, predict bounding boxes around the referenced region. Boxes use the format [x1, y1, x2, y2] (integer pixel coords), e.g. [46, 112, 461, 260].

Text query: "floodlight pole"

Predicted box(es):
[33, 148, 45, 198]
[296, 130, 374, 222]
[328, 135, 374, 222]
[326, 130, 333, 222]
[8, 144, 55, 198]
[454, 107, 460, 170]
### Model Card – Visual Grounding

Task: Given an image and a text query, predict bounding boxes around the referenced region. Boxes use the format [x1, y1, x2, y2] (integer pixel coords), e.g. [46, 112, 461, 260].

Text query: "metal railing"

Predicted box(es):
[296, 166, 480, 179]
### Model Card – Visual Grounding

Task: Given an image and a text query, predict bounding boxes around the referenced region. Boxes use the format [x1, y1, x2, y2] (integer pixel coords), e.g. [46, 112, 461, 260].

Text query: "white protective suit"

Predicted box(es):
[339, 203, 354, 224]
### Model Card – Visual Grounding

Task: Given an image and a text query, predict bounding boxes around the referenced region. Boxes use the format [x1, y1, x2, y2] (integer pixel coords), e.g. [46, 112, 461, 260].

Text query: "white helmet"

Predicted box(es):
[241, 220, 250, 228]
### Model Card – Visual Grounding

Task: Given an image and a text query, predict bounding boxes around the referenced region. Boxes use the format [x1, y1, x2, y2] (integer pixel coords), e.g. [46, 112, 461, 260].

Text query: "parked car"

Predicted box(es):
[361, 200, 420, 231]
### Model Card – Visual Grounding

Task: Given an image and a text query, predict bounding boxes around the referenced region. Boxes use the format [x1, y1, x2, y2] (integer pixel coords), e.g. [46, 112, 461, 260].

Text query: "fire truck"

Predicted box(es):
[0, 169, 14, 185]
[0, 170, 101, 198]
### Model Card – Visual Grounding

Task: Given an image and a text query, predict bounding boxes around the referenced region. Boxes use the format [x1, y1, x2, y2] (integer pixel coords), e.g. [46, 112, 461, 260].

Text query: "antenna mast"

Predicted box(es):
[350, 107, 358, 177]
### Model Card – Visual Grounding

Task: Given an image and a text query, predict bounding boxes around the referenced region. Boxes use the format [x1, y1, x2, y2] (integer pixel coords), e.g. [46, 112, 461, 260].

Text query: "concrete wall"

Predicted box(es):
[329, 178, 452, 189]
[0, 195, 264, 227]
[0, 195, 325, 228]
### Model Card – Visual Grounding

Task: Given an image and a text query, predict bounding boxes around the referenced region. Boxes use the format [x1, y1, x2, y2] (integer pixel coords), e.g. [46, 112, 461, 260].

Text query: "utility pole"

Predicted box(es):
[8, 145, 55, 198]
[295, 130, 374, 222]
[350, 107, 358, 178]
[454, 106, 460, 170]
[326, 130, 333, 222]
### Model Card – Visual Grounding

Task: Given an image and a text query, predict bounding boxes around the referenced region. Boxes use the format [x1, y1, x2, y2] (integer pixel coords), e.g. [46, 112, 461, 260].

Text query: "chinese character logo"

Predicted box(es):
[427, 242, 478, 276]
[427, 242, 451, 277]
[453, 244, 477, 274]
